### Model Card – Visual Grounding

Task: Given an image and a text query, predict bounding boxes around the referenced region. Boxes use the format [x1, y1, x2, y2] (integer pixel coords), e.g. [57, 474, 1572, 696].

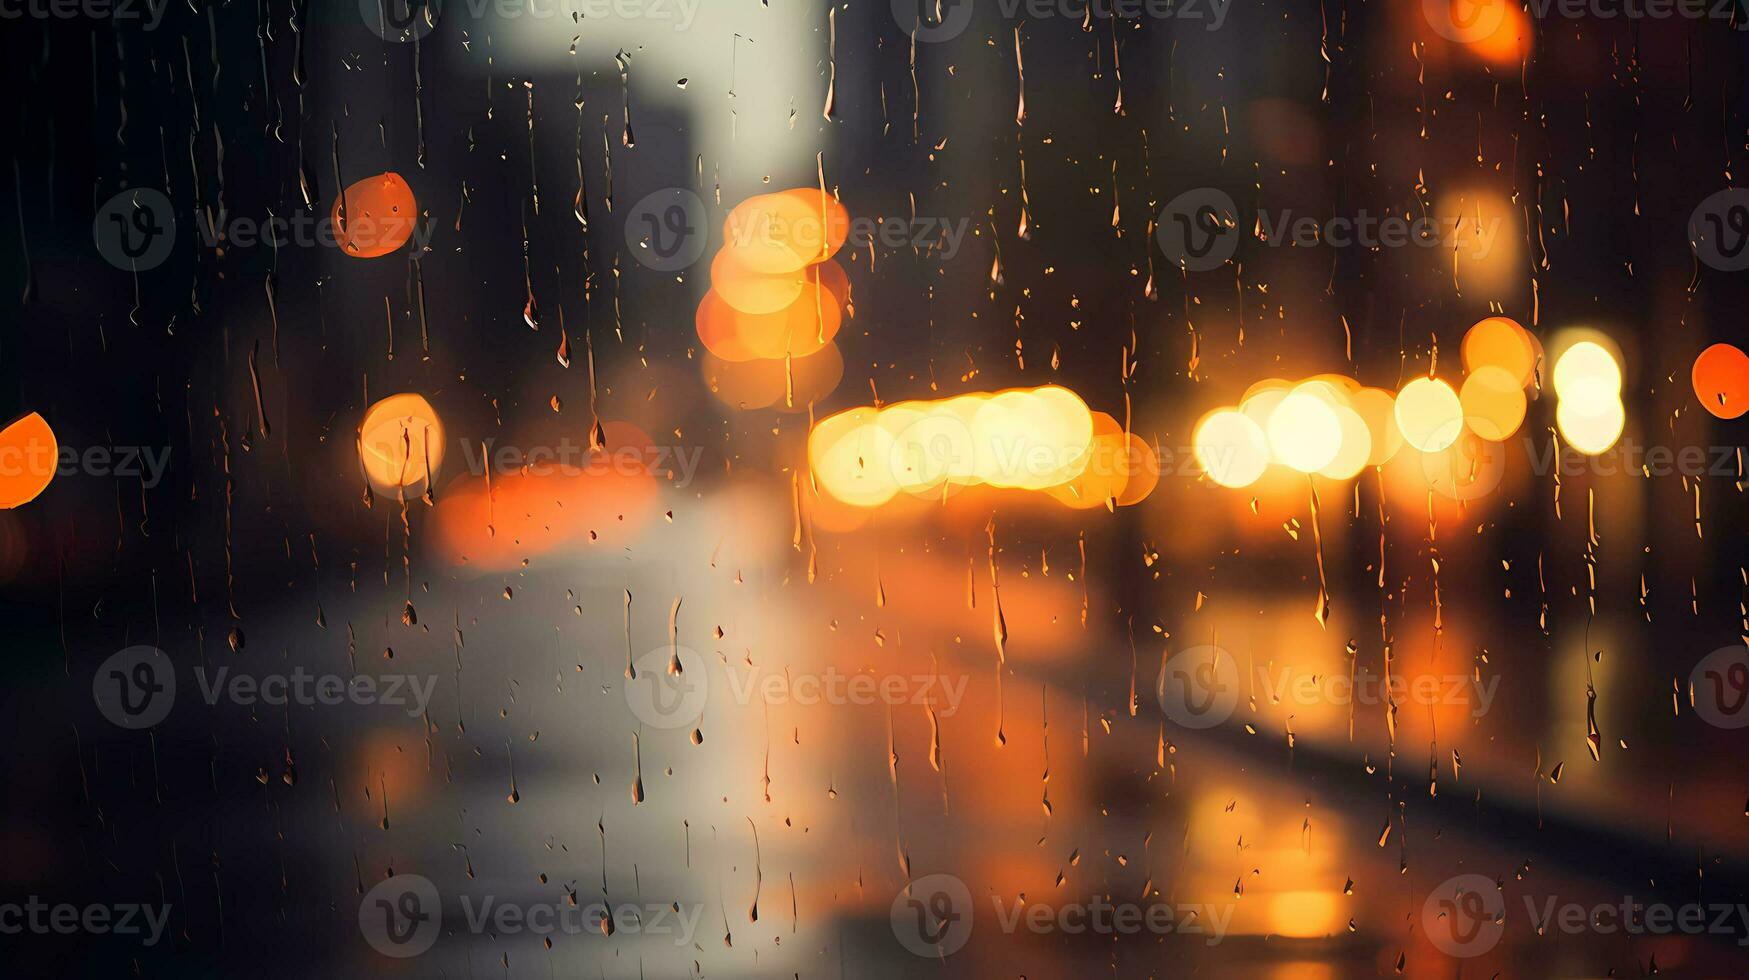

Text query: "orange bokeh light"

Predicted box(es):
[0, 412, 57, 509]
[358, 393, 444, 493]
[331, 172, 418, 258]
[1692, 343, 1749, 420]
[431, 421, 660, 570]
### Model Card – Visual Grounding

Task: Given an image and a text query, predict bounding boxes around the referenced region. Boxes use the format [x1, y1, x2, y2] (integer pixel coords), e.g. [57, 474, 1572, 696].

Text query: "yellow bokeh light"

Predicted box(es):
[808, 407, 900, 508]
[1268, 389, 1343, 474]
[885, 398, 980, 494]
[1239, 384, 1291, 435]
[1195, 409, 1271, 489]
[1551, 340, 1622, 400]
[1556, 397, 1625, 456]
[1459, 365, 1528, 441]
[1394, 377, 1464, 453]
[1046, 412, 1129, 510]
[808, 387, 1109, 507]
[1317, 405, 1372, 480]
[972, 386, 1094, 489]
[359, 393, 444, 491]
[1349, 387, 1403, 466]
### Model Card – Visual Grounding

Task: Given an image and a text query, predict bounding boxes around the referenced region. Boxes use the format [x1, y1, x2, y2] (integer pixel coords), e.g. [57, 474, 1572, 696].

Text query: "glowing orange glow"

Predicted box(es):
[1459, 365, 1527, 441]
[358, 393, 444, 492]
[1265, 891, 1345, 940]
[352, 728, 431, 805]
[1461, 316, 1537, 387]
[331, 172, 417, 258]
[722, 189, 850, 273]
[1046, 412, 1128, 509]
[700, 344, 844, 412]
[1114, 434, 1159, 507]
[1428, 0, 1531, 65]
[695, 275, 841, 362]
[0, 412, 57, 509]
[710, 249, 809, 315]
[1691, 342, 1749, 420]
[1349, 387, 1403, 467]
[431, 421, 660, 570]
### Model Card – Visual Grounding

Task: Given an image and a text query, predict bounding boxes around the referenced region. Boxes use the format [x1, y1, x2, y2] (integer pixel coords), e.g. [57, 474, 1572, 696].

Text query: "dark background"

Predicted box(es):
[3, 0, 1749, 976]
